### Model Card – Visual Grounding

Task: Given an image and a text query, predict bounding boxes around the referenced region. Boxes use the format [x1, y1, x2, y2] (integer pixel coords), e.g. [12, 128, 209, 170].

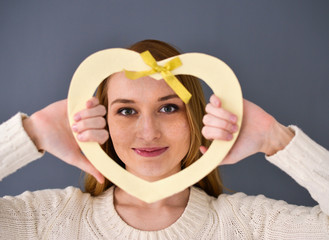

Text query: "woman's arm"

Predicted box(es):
[0, 99, 108, 238]
[201, 95, 295, 164]
[266, 126, 329, 214]
[0, 98, 108, 183]
[202, 96, 329, 208]
[214, 131, 329, 238]
[204, 95, 329, 237]
[201, 95, 329, 208]
[0, 113, 44, 181]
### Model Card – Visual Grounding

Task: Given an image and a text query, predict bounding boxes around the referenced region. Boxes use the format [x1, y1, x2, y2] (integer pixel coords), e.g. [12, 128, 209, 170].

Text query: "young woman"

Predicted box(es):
[0, 40, 328, 239]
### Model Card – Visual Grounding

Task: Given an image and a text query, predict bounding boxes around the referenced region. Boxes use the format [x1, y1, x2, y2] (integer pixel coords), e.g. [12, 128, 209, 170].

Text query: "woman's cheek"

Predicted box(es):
[166, 117, 190, 142]
[108, 119, 132, 144]
[108, 124, 133, 163]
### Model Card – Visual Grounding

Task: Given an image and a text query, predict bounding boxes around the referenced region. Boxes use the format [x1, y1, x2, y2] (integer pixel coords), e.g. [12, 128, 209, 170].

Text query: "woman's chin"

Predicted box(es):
[127, 166, 180, 182]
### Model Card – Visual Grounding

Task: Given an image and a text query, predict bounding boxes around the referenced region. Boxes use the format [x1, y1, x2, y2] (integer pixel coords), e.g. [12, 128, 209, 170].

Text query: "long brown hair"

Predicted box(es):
[84, 39, 223, 197]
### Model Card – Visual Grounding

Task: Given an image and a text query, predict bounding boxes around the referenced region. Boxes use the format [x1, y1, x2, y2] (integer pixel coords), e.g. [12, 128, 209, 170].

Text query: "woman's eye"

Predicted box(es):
[159, 104, 178, 113]
[118, 108, 136, 116]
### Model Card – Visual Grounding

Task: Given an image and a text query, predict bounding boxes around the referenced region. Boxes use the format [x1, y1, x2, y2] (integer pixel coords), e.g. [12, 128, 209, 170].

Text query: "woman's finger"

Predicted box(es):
[72, 117, 106, 133]
[74, 105, 107, 121]
[205, 103, 237, 124]
[86, 97, 100, 108]
[203, 114, 238, 133]
[77, 129, 109, 145]
[202, 125, 233, 141]
[199, 146, 208, 155]
[209, 94, 221, 108]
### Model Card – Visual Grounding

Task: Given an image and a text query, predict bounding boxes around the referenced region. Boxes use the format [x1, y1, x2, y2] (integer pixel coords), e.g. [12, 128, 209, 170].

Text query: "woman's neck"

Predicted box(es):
[113, 186, 190, 230]
[114, 186, 190, 209]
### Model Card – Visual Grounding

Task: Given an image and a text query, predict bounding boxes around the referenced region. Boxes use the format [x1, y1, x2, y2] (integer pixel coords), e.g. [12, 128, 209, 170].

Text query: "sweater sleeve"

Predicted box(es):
[0, 115, 93, 239]
[0, 186, 85, 239]
[266, 125, 329, 215]
[214, 126, 329, 239]
[0, 113, 44, 181]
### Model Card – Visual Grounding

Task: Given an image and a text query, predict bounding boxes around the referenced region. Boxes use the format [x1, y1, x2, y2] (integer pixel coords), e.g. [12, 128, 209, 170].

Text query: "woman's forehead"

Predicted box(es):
[107, 72, 176, 100]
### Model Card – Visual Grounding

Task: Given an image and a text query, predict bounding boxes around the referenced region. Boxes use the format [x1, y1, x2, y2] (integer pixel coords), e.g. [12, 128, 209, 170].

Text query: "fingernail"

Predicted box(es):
[227, 134, 233, 140]
[232, 125, 238, 132]
[74, 114, 81, 121]
[72, 124, 78, 132]
[86, 100, 93, 108]
[77, 134, 84, 141]
[212, 96, 220, 107]
[230, 115, 237, 123]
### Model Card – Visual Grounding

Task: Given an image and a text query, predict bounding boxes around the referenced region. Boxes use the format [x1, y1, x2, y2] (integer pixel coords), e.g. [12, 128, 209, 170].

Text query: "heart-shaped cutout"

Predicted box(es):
[68, 48, 243, 203]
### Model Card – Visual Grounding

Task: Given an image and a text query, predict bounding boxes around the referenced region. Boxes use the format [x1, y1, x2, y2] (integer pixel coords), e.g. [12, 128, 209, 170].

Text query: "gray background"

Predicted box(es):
[0, 1, 328, 207]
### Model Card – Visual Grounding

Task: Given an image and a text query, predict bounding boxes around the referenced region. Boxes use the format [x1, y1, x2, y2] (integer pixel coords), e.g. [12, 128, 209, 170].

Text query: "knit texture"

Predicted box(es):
[0, 114, 328, 239]
[0, 113, 43, 181]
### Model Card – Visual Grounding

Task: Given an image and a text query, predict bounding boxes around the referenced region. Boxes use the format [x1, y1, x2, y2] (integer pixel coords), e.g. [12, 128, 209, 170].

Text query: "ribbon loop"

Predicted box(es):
[124, 51, 192, 104]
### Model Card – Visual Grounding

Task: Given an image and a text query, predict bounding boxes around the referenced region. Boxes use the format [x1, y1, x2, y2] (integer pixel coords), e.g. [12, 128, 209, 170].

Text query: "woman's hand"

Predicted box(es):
[23, 98, 108, 183]
[201, 95, 294, 165]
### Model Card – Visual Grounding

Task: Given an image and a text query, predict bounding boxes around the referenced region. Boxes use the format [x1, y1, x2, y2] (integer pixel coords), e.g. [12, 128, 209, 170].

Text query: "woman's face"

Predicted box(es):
[106, 72, 191, 182]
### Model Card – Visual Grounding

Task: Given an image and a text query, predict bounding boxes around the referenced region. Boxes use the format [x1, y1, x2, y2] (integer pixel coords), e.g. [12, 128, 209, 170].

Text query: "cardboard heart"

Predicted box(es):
[68, 48, 243, 203]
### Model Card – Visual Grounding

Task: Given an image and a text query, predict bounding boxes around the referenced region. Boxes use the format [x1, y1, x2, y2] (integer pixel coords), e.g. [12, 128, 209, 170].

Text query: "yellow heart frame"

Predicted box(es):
[68, 48, 243, 203]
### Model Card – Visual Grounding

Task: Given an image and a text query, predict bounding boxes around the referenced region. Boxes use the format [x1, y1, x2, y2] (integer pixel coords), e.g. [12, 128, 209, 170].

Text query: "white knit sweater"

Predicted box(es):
[0, 113, 328, 239]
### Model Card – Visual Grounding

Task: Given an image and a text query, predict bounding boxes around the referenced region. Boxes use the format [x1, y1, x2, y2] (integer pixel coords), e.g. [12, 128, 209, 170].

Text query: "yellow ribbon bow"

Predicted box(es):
[124, 51, 192, 104]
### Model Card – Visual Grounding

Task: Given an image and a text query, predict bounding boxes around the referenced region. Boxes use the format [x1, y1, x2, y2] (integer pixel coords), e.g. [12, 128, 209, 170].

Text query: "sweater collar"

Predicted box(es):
[91, 186, 212, 239]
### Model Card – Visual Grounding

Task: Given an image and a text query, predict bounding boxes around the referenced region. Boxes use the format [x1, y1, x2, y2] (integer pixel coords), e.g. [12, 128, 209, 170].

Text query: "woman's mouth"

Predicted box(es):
[133, 147, 168, 157]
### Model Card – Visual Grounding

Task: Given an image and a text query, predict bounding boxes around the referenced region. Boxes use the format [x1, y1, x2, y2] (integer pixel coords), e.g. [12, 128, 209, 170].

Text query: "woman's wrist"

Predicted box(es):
[22, 114, 43, 151]
[263, 122, 295, 156]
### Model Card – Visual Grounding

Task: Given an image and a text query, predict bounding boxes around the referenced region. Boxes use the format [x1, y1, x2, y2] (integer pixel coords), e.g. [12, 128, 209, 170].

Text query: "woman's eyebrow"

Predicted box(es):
[110, 99, 135, 106]
[158, 94, 179, 102]
[110, 94, 179, 106]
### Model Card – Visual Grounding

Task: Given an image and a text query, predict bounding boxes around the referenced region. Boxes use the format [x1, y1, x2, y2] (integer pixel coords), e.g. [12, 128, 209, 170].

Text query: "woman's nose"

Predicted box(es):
[136, 115, 161, 141]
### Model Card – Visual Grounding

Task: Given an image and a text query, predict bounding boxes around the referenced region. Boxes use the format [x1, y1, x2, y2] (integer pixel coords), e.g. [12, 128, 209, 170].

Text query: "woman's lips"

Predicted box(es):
[133, 147, 168, 157]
